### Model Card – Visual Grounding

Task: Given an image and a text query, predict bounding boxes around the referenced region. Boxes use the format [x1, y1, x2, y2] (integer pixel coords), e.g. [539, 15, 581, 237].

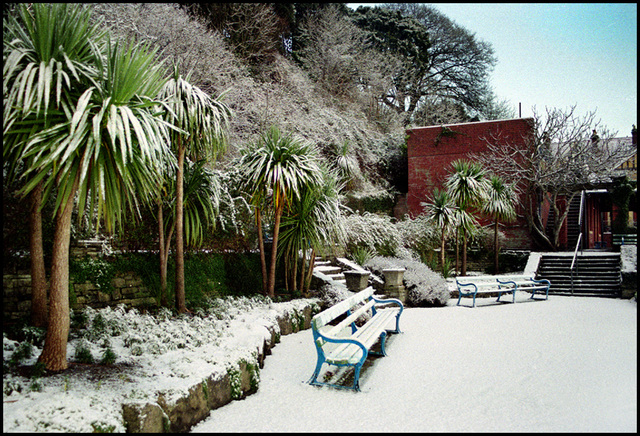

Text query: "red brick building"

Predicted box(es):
[406, 118, 535, 250]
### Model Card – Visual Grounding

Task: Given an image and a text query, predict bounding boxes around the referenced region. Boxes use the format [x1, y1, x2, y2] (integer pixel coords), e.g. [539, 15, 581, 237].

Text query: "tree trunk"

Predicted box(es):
[494, 218, 500, 274]
[455, 230, 460, 276]
[461, 228, 468, 276]
[298, 248, 307, 293]
[440, 230, 446, 274]
[37, 187, 75, 372]
[175, 141, 187, 313]
[267, 203, 284, 298]
[29, 183, 48, 328]
[303, 248, 316, 295]
[158, 203, 168, 307]
[255, 209, 268, 294]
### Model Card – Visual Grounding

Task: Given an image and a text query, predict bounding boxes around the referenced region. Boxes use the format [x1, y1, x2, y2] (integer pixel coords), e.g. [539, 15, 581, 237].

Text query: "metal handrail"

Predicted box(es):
[578, 190, 585, 228]
[570, 232, 583, 295]
[570, 232, 582, 271]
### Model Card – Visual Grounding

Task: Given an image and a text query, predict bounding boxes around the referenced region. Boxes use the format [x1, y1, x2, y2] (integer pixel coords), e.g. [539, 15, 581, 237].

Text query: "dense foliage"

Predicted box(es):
[3, 3, 525, 324]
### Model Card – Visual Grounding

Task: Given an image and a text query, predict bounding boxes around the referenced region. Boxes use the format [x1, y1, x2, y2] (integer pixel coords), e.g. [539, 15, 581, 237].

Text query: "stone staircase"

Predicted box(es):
[545, 194, 582, 250]
[312, 258, 346, 286]
[535, 253, 622, 297]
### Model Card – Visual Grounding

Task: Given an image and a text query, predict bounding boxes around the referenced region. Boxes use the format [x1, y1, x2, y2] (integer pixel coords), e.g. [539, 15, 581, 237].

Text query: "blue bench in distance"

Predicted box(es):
[456, 274, 550, 308]
[308, 286, 403, 391]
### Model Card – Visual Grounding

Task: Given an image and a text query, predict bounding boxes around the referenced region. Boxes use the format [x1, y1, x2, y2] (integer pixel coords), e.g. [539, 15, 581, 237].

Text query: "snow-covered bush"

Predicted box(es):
[311, 282, 353, 310]
[342, 211, 402, 257]
[395, 214, 440, 260]
[365, 256, 450, 307]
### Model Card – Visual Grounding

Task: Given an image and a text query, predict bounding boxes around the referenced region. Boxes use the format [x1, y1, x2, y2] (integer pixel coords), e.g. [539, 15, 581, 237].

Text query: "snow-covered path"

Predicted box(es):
[192, 296, 637, 433]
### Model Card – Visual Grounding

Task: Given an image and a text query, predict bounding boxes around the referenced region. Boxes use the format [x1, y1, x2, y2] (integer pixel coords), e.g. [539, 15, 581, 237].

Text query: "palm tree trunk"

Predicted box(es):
[175, 140, 187, 313]
[158, 203, 168, 307]
[29, 183, 48, 327]
[256, 209, 268, 294]
[292, 247, 299, 293]
[37, 185, 75, 371]
[268, 203, 284, 298]
[440, 231, 446, 274]
[283, 247, 290, 292]
[494, 218, 500, 274]
[298, 248, 307, 293]
[303, 248, 316, 295]
[462, 228, 468, 276]
[455, 229, 460, 275]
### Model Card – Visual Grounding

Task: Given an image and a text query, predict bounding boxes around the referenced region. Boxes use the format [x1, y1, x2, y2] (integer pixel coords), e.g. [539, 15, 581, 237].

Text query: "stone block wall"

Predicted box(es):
[3, 271, 157, 323]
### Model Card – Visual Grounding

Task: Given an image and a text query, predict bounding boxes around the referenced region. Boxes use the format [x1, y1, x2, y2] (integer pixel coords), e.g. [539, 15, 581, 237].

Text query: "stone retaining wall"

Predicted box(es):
[122, 303, 316, 433]
[3, 271, 157, 323]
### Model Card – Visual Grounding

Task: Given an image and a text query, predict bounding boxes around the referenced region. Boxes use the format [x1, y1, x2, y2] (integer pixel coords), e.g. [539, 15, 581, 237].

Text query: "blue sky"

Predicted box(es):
[348, 3, 637, 137]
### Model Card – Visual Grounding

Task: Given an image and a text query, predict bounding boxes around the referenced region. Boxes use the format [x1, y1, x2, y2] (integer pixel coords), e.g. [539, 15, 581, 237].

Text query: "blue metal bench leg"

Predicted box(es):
[308, 358, 324, 386]
[353, 365, 362, 391]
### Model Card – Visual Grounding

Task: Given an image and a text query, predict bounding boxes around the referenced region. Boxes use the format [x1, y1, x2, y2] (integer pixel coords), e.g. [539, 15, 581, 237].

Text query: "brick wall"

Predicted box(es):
[406, 118, 535, 250]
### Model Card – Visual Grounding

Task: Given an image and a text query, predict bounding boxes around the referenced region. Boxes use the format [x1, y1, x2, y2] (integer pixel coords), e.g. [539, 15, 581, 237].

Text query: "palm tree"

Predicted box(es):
[155, 159, 220, 307]
[157, 66, 231, 313]
[422, 188, 457, 274]
[239, 126, 324, 298]
[3, 3, 106, 328]
[278, 165, 346, 294]
[481, 174, 517, 274]
[11, 30, 174, 371]
[445, 159, 489, 276]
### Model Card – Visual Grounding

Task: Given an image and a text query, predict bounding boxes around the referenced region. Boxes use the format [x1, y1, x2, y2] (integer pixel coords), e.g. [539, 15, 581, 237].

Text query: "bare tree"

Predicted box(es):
[475, 105, 635, 250]
[388, 4, 497, 120]
[295, 6, 400, 114]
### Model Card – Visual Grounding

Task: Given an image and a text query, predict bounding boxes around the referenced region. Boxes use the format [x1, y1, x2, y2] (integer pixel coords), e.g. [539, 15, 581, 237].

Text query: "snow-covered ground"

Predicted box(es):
[3, 293, 636, 433]
[2, 297, 317, 433]
[192, 295, 637, 433]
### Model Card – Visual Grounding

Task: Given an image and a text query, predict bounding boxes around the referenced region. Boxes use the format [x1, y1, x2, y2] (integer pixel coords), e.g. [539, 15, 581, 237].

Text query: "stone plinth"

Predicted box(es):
[382, 268, 407, 303]
[343, 270, 370, 292]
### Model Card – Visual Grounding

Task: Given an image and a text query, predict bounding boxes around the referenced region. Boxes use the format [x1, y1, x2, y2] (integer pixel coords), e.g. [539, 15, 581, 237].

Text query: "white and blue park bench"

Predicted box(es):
[308, 287, 403, 391]
[456, 274, 550, 308]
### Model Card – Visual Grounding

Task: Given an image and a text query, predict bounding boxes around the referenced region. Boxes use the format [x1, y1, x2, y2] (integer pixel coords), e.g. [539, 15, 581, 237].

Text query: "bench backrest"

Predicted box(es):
[311, 287, 375, 331]
[457, 274, 533, 283]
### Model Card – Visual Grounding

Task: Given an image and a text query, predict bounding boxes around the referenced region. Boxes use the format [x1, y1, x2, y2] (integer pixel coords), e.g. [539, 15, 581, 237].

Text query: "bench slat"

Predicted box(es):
[456, 274, 550, 307]
[324, 300, 376, 337]
[326, 309, 398, 365]
[308, 286, 404, 391]
[312, 287, 375, 329]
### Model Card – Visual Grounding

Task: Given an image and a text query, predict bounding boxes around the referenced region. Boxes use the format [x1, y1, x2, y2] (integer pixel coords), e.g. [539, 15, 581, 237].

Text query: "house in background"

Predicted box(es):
[576, 127, 637, 250]
[405, 119, 637, 252]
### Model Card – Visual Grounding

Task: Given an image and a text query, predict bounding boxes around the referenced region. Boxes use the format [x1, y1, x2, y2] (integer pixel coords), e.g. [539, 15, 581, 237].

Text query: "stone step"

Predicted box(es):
[314, 265, 342, 275]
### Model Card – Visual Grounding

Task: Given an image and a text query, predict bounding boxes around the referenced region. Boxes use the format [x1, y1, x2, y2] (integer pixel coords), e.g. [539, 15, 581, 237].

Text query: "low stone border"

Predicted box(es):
[121, 302, 317, 433]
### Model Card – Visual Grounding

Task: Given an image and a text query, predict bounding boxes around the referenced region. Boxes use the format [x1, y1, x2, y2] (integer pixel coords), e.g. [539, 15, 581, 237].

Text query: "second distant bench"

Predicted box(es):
[455, 274, 550, 308]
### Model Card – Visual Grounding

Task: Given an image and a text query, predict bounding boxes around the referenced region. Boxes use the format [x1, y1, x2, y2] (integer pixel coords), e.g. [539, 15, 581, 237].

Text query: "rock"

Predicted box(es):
[122, 402, 168, 433]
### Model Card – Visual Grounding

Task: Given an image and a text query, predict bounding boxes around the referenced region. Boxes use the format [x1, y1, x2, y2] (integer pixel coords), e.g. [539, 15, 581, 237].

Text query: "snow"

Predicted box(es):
[191, 295, 636, 433]
[3, 297, 316, 433]
[3, 294, 637, 433]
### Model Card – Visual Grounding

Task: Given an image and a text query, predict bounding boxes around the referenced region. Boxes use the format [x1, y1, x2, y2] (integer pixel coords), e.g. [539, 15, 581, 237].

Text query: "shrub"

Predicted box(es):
[343, 211, 402, 257]
[349, 245, 376, 266]
[311, 282, 353, 311]
[100, 348, 117, 365]
[365, 256, 450, 307]
[74, 340, 94, 364]
[9, 341, 34, 367]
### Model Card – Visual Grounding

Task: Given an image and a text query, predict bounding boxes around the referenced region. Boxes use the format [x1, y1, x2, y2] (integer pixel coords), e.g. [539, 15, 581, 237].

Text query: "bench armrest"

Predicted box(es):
[370, 295, 404, 310]
[496, 278, 517, 287]
[314, 332, 369, 365]
[370, 295, 403, 333]
[532, 278, 550, 287]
